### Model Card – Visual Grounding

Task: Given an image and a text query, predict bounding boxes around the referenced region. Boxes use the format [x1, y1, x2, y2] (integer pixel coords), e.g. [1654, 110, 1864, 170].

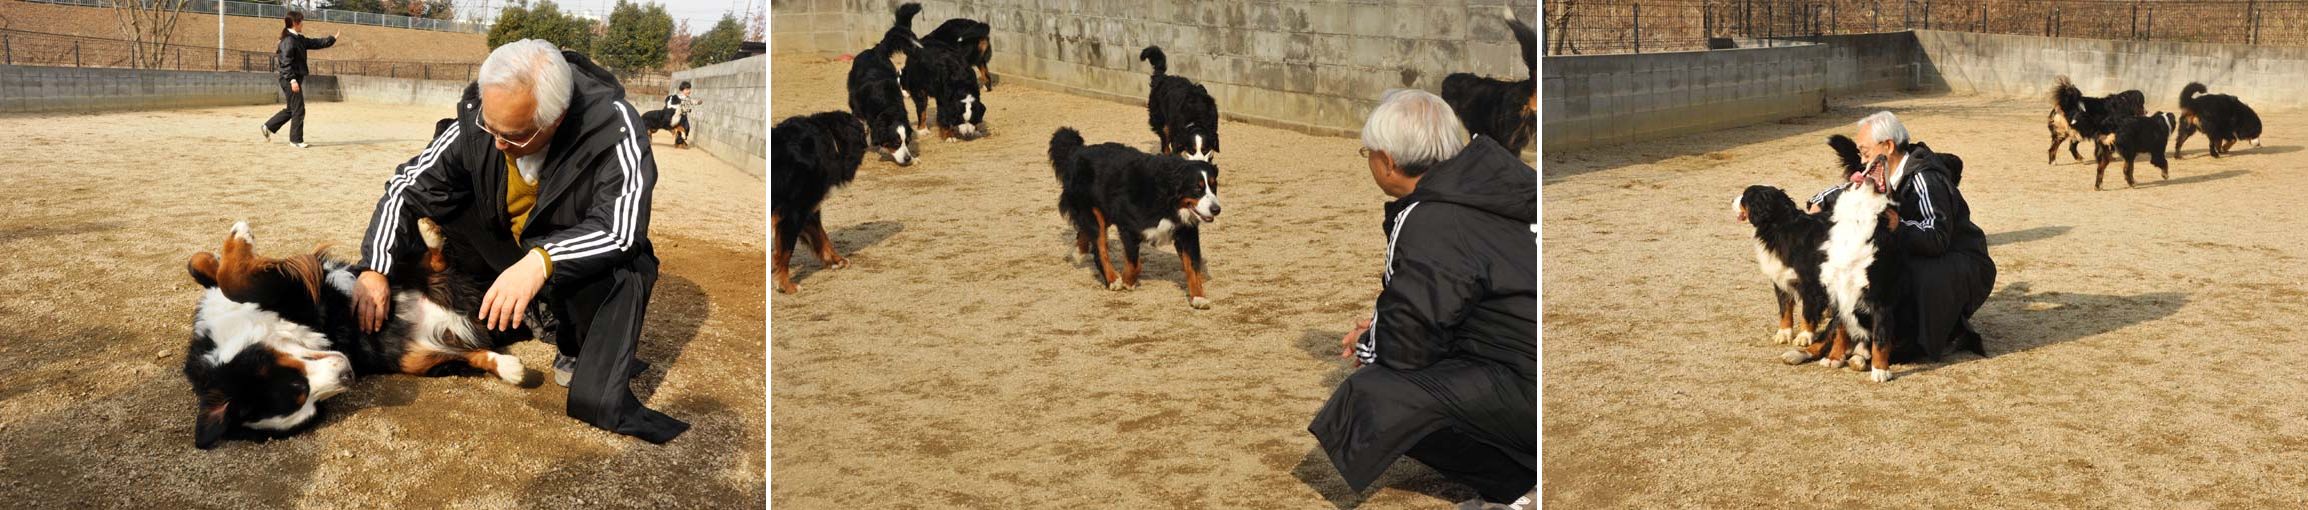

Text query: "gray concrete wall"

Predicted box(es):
[775, 0, 1537, 137]
[1913, 30, 2308, 110]
[671, 54, 767, 178]
[0, 65, 332, 113]
[1542, 43, 1833, 151]
[336, 75, 466, 107]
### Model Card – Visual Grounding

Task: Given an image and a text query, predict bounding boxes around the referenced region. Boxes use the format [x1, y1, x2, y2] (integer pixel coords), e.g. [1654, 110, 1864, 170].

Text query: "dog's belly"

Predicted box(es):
[392, 290, 480, 352]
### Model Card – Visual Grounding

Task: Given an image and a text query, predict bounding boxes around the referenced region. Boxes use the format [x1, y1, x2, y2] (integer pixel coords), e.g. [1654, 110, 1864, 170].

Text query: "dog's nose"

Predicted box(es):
[1209, 203, 1221, 216]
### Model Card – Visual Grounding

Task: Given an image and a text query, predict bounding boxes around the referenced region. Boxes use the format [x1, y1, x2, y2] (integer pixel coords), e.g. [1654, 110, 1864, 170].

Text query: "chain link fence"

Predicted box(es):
[1548, 0, 2308, 55]
[0, 28, 479, 80]
[20, 0, 487, 34]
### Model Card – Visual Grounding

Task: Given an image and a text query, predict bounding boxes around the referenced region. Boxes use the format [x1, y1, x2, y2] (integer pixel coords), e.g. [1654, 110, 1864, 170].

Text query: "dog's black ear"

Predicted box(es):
[1827, 135, 1864, 176]
[194, 398, 231, 450]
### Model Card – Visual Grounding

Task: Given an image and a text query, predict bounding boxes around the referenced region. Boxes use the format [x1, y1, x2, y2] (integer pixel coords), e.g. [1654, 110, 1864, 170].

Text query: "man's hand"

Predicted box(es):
[479, 250, 550, 331]
[1884, 208, 1901, 229]
[290, 80, 301, 93]
[1340, 317, 1374, 365]
[354, 270, 390, 333]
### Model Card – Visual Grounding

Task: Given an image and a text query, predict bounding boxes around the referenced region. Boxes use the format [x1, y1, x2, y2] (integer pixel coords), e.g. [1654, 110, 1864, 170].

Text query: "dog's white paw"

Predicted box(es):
[230, 221, 253, 242]
[1771, 328, 1793, 344]
[1792, 330, 1814, 347]
[1845, 355, 1870, 372]
[1817, 357, 1844, 369]
[491, 353, 526, 384]
[1188, 296, 1211, 309]
[1869, 368, 1894, 383]
[1781, 350, 1814, 365]
[1106, 280, 1130, 291]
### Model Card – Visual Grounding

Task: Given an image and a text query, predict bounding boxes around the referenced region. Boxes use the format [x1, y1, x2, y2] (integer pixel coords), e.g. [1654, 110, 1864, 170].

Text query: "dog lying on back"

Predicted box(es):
[1441, 15, 1536, 154]
[184, 220, 527, 449]
[2176, 82, 2263, 158]
[1140, 46, 1219, 162]
[2095, 111, 2176, 190]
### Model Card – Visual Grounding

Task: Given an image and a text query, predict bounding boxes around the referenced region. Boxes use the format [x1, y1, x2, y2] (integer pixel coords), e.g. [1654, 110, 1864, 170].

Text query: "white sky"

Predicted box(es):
[455, 0, 763, 35]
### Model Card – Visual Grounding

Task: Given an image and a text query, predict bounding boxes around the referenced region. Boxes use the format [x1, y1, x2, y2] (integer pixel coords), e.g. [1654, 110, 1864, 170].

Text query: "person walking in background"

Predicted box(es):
[262, 11, 336, 148]
[665, 80, 695, 146]
[1310, 89, 1537, 509]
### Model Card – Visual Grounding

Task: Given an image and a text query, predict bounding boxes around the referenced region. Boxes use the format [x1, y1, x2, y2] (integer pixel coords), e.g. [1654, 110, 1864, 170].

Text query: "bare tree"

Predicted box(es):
[110, 0, 195, 69]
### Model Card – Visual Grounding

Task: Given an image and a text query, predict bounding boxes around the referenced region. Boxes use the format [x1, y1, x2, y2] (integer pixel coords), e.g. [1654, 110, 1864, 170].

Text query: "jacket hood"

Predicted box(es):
[1392, 137, 1537, 224]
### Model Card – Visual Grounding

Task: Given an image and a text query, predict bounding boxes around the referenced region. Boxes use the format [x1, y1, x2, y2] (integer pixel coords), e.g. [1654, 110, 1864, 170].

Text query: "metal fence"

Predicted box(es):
[1547, 0, 2308, 55]
[20, 0, 488, 34]
[0, 28, 479, 80]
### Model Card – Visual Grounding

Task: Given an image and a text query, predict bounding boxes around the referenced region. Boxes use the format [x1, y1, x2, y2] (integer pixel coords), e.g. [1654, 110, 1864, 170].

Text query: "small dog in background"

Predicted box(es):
[2176, 82, 2264, 158]
[2095, 111, 2176, 190]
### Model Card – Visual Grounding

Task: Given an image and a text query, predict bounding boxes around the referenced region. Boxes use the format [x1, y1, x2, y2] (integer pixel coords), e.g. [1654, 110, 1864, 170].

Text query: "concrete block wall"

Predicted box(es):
[672, 54, 768, 178]
[0, 65, 302, 113]
[336, 75, 467, 107]
[775, 0, 1537, 137]
[1541, 44, 1832, 151]
[1913, 30, 2308, 111]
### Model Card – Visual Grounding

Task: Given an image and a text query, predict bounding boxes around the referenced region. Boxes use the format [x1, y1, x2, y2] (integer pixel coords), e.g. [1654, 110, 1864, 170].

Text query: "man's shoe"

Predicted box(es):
[260, 125, 272, 142]
[553, 354, 576, 387]
[291, 142, 310, 149]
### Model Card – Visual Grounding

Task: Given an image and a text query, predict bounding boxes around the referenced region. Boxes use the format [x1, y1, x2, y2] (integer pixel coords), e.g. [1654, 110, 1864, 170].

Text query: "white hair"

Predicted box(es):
[478, 39, 574, 128]
[1361, 88, 1469, 175]
[1856, 111, 1908, 146]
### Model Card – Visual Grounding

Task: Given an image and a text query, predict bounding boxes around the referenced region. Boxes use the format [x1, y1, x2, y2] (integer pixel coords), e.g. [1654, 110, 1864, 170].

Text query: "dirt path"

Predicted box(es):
[1543, 93, 2308, 507]
[0, 102, 763, 507]
[767, 55, 1513, 507]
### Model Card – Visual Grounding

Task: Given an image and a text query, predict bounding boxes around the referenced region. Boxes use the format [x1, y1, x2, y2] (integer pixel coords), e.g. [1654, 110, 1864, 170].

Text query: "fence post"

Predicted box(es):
[3, 34, 9, 66]
[74, 40, 81, 67]
[1705, 2, 1713, 38]
[1633, 3, 1641, 53]
[2130, 3, 2138, 40]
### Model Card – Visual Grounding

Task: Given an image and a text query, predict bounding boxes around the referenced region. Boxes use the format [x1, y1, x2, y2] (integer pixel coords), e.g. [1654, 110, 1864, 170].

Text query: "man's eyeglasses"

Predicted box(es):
[477, 115, 546, 149]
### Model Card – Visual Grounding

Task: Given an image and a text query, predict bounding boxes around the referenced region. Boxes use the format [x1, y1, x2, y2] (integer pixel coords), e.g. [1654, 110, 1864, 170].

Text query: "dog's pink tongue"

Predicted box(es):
[1850, 170, 1869, 185]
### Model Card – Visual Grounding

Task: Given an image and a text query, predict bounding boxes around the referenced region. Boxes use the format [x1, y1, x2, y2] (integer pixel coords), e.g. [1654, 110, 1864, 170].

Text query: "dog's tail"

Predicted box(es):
[2050, 75, 2078, 108]
[1827, 134, 1864, 178]
[1140, 46, 1168, 76]
[1049, 127, 1086, 184]
[1508, 17, 1535, 77]
[879, 3, 923, 57]
[2179, 82, 2208, 109]
[894, 2, 921, 32]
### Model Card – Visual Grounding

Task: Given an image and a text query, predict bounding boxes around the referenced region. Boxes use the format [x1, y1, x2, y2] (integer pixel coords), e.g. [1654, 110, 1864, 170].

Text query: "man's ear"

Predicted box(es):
[194, 398, 232, 450]
[188, 252, 221, 288]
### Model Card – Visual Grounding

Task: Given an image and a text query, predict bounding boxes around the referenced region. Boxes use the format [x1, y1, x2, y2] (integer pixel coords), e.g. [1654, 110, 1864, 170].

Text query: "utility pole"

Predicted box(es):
[218, 0, 225, 70]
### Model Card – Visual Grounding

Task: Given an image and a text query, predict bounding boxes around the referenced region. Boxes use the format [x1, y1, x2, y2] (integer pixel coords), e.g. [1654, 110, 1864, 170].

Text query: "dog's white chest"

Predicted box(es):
[1820, 188, 1889, 323]
[1754, 241, 1799, 292]
[1140, 219, 1178, 247]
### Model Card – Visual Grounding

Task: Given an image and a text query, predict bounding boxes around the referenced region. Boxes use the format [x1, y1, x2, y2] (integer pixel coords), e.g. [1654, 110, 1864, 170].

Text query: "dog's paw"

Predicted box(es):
[1792, 330, 1815, 347]
[776, 280, 798, 294]
[1869, 368, 1894, 383]
[1188, 296, 1211, 309]
[1845, 355, 1870, 372]
[491, 353, 526, 384]
[826, 257, 851, 270]
[1817, 357, 1844, 369]
[1781, 350, 1814, 365]
[1106, 280, 1130, 291]
[1771, 328, 1793, 345]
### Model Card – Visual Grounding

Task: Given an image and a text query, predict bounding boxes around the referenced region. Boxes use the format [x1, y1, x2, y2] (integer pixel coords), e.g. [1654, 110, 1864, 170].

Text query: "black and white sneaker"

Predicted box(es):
[553, 354, 577, 387]
[292, 142, 310, 149]
[260, 125, 272, 142]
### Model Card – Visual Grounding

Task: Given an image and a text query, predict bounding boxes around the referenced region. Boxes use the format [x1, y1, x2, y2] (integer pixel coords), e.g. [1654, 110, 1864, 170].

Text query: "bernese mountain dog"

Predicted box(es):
[771, 112, 869, 294]
[2046, 108, 2085, 164]
[1735, 184, 1832, 348]
[1440, 16, 1536, 154]
[847, 7, 921, 166]
[1048, 127, 1222, 309]
[923, 17, 994, 91]
[892, 3, 987, 141]
[2176, 82, 2264, 159]
[1139, 46, 1219, 162]
[1814, 135, 1911, 383]
[2096, 111, 2176, 189]
[184, 220, 528, 449]
[641, 99, 699, 149]
[2050, 76, 2145, 156]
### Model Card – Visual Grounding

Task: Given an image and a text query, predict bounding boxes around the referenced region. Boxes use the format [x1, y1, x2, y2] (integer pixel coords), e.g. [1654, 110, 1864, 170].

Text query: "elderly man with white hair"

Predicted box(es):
[1309, 89, 1535, 508]
[1801, 111, 1995, 369]
[347, 39, 688, 443]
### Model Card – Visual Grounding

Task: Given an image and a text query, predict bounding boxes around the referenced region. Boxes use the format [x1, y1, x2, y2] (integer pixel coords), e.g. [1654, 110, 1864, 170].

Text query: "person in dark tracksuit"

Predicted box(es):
[1310, 90, 1536, 509]
[664, 81, 694, 146]
[1811, 112, 1996, 364]
[262, 11, 335, 148]
[349, 39, 688, 443]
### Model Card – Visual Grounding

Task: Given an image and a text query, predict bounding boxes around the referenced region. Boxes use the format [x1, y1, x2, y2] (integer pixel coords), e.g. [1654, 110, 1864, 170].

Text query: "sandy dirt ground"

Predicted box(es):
[767, 56, 1532, 507]
[1543, 93, 2308, 507]
[0, 102, 763, 507]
